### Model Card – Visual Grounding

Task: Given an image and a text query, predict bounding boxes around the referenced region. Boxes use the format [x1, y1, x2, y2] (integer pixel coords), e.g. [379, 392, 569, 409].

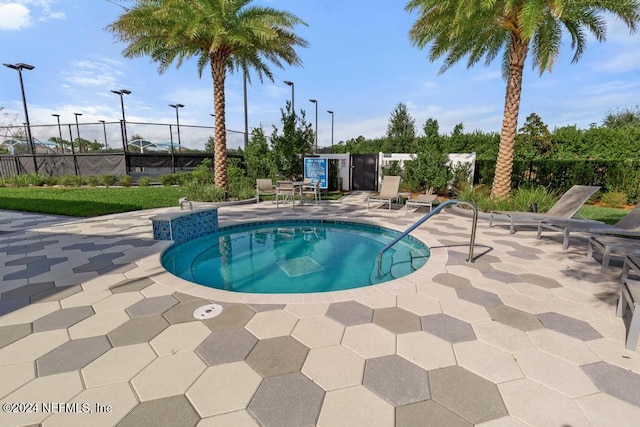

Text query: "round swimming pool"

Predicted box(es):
[161, 220, 430, 294]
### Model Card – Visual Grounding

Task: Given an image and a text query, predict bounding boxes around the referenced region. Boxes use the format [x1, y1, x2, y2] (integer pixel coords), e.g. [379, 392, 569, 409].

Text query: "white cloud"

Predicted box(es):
[62, 59, 124, 88]
[0, 3, 31, 30]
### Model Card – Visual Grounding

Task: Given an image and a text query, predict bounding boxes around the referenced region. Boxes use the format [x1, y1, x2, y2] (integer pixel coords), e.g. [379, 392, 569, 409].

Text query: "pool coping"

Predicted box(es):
[138, 214, 449, 304]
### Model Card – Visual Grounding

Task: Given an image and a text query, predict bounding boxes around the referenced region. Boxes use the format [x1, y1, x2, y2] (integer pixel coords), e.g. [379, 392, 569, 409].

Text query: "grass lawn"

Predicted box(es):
[577, 204, 629, 225]
[0, 187, 185, 217]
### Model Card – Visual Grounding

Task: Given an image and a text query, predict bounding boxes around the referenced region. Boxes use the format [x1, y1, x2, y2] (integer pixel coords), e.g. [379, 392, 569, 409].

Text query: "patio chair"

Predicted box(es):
[405, 188, 437, 214]
[587, 234, 640, 273]
[489, 185, 601, 234]
[367, 176, 401, 211]
[256, 179, 276, 203]
[302, 178, 321, 206]
[538, 203, 640, 250]
[275, 181, 296, 207]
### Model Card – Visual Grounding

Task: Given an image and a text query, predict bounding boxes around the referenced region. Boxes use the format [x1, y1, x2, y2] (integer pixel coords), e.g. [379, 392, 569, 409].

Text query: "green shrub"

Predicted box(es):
[600, 191, 627, 208]
[159, 174, 180, 186]
[183, 181, 225, 202]
[510, 186, 556, 212]
[59, 174, 83, 187]
[85, 176, 100, 187]
[138, 176, 152, 187]
[192, 159, 214, 184]
[101, 175, 118, 187]
[119, 175, 133, 187]
[2, 173, 55, 187]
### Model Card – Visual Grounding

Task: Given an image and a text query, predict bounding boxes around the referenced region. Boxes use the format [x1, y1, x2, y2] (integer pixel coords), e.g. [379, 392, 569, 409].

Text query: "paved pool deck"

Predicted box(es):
[1, 193, 639, 426]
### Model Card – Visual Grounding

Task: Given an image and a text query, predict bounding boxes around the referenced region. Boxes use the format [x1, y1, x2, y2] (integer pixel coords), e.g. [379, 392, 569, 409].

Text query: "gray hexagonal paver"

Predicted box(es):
[196, 328, 257, 366]
[203, 304, 255, 331]
[36, 335, 111, 376]
[519, 274, 562, 289]
[0, 323, 32, 348]
[537, 312, 603, 341]
[373, 307, 422, 334]
[110, 277, 155, 294]
[246, 336, 309, 378]
[481, 270, 522, 284]
[30, 285, 82, 303]
[0, 298, 29, 316]
[326, 301, 373, 326]
[107, 315, 170, 347]
[126, 295, 179, 318]
[487, 305, 544, 331]
[363, 355, 430, 406]
[1, 281, 55, 300]
[430, 366, 508, 424]
[582, 361, 640, 407]
[162, 298, 213, 324]
[456, 288, 502, 307]
[433, 273, 472, 289]
[33, 306, 95, 332]
[248, 372, 324, 427]
[396, 400, 472, 427]
[421, 314, 476, 343]
[118, 395, 201, 427]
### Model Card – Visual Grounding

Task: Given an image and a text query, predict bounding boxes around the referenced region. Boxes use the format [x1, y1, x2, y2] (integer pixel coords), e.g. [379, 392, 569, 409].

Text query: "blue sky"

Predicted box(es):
[1, 0, 640, 151]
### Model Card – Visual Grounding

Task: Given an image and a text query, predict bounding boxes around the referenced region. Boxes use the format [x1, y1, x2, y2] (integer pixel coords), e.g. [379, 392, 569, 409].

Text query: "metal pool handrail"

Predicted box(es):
[377, 200, 478, 277]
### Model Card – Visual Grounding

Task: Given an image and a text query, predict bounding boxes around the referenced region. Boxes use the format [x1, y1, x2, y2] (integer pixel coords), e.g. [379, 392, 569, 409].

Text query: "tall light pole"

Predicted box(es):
[51, 113, 64, 153]
[327, 110, 334, 151]
[284, 80, 294, 113]
[111, 89, 131, 150]
[73, 113, 83, 152]
[98, 120, 108, 150]
[243, 69, 249, 147]
[3, 62, 37, 171]
[169, 103, 185, 153]
[309, 99, 318, 153]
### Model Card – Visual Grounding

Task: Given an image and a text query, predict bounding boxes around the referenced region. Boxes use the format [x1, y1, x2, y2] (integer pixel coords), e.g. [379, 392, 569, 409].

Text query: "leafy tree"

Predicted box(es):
[406, 0, 640, 198]
[244, 126, 274, 180]
[383, 102, 416, 153]
[107, 0, 308, 193]
[603, 106, 640, 128]
[515, 113, 554, 160]
[423, 118, 439, 139]
[270, 103, 313, 180]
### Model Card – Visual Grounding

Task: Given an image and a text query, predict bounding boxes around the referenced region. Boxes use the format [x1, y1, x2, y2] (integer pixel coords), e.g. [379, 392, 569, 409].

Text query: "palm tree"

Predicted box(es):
[406, 0, 640, 198]
[107, 0, 308, 191]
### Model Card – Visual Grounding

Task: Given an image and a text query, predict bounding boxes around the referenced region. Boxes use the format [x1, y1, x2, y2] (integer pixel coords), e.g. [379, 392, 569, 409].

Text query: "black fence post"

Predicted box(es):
[67, 124, 79, 176]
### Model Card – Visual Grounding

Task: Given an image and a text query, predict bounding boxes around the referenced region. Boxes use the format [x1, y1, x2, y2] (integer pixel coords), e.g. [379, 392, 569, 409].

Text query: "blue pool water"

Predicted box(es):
[161, 220, 430, 294]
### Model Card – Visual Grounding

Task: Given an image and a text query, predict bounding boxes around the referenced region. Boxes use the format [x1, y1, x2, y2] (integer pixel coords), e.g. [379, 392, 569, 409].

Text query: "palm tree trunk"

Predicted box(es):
[491, 35, 528, 198]
[211, 52, 228, 191]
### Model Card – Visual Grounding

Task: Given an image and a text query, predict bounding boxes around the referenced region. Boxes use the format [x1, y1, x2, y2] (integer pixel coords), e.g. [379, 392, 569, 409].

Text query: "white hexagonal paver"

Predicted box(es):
[302, 345, 365, 391]
[131, 352, 206, 401]
[397, 331, 456, 371]
[291, 316, 344, 348]
[342, 324, 396, 358]
[244, 310, 298, 339]
[187, 361, 262, 417]
[150, 321, 211, 355]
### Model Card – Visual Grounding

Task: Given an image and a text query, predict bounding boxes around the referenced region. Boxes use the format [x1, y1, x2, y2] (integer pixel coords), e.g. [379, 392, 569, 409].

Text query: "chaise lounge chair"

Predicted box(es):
[587, 233, 640, 273]
[405, 188, 437, 214]
[489, 185, 601, 234]
[367, 176, 401, 211]
[538, 203, 640, 250]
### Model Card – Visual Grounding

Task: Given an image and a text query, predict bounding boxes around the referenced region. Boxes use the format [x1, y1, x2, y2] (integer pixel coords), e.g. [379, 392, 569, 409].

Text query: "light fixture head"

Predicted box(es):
[283, 80, 293, 86]
[111, 89, 131, 96]
[169, 103, 185, 109]
[98, 120, 105, 123]
[327, 110, 333, 114]
[51, 113, 60, 118]
[309, 99, 317, 103]
[3, 63, 34, 71]
[74, 112, 83, 116]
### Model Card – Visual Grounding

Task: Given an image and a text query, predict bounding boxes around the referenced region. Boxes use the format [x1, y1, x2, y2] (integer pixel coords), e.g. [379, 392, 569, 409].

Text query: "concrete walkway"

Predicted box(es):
[1, 193, 639, 426]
